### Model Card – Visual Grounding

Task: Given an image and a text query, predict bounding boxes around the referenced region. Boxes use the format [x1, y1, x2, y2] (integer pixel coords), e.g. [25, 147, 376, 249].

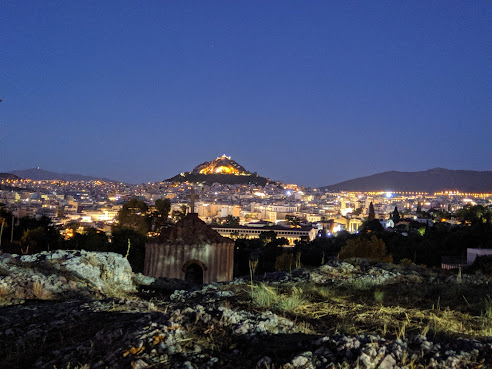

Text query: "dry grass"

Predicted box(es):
[250, 284, 308, 313]
[0, 285, 9, 303]
[32, 280, 55, 300]
[240, 279, 491, 341]
[322, 302, 478, 334]
[290, 286, 490, 339]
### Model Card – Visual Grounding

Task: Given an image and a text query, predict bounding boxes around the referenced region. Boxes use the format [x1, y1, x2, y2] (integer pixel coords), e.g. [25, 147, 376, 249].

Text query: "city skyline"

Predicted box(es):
[1, 1, 490, 186]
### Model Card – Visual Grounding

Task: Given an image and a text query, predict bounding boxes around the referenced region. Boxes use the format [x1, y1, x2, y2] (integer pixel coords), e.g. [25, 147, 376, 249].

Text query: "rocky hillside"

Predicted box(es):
[0, 251, 490, 368]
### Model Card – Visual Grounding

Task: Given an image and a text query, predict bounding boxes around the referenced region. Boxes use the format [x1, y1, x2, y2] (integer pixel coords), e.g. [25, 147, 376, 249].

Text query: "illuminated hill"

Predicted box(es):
[192, 155, 248, 175]
[165, 155, 268, 185]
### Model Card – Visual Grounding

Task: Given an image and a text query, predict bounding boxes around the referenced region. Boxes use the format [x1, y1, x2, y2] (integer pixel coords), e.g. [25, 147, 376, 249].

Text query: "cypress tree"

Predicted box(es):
[392, 206, 400, 224]
[368, 202, 375, 221]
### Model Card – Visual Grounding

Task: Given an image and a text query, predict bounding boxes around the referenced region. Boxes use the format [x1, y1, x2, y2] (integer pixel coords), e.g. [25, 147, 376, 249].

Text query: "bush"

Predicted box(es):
[400, 258, 413, 266]
[339, 235, 393, 263]
[274, 253, 295, 271]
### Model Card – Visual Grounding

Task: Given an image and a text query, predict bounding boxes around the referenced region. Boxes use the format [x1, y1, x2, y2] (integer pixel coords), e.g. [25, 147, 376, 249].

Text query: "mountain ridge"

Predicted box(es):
[7, 168, 118, 183]
[0, 173, 20, 181]
[321, 168, 492, 193]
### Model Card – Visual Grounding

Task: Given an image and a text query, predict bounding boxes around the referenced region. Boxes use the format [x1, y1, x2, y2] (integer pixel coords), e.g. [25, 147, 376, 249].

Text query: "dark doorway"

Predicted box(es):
[185, 263, 203, 284]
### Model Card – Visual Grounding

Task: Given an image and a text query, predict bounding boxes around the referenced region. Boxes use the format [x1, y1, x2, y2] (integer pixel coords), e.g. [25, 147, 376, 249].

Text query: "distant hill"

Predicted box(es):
[9, 168, 117, 182]
[321, 168, 492, 193]
[166, 172, 268, 186]
[165, 155, 269, 186]
[0, 173, 20, 181]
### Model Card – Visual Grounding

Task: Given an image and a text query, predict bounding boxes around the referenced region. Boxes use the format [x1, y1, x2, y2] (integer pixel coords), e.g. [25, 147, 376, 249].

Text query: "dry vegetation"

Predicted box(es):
[240, 275, 492, 341]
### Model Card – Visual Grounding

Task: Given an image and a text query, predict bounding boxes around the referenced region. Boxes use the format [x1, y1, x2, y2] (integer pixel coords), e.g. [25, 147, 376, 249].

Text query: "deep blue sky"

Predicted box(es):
[0, 1, 490, 186]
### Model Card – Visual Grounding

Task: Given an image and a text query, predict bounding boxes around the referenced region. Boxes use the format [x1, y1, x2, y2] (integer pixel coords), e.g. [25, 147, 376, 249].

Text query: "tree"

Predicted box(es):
[172, 205, 188, 222]
[66, 221, 81, 232]
[361, 219, 384, 234]
[13, 215, 60, 254]
[21, 227, 50, 253]
[63, 227, 110, 252]
[155, 198, 171, 219]
[259, 231, 277, 246]
[117, 198, 150, 234]
[456, 205, 491, 225]
[351, 208, 363, 216]
[285, 215, 301, 227]
[392, 206, 401, 224]
[223, 215, 240, 226]
[368, 202, 375, 221]
[151, 198, 171, 232]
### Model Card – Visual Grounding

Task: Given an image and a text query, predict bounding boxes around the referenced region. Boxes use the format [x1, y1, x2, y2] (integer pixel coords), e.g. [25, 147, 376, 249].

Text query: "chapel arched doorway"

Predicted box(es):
[184, 263, 203, 284]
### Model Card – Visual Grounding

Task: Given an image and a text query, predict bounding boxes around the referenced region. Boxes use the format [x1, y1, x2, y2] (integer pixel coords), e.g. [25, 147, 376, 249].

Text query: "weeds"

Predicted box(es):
[344, 278, 382, 290]
[250, 284, 307, 313]
[482, 295, 492, 319]
[249, 258, 259, 297]
[374, 290, 384, 303]
[251, 283, 278, 308]
[481, 296, 492, 335]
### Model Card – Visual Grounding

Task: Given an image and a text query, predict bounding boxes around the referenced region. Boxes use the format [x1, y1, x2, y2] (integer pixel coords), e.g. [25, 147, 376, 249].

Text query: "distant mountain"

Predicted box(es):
[9, 168, 117, 182]
[321, 168, 492, 193]
[165, 155, 269, 186]
[0, 173, 20, 180]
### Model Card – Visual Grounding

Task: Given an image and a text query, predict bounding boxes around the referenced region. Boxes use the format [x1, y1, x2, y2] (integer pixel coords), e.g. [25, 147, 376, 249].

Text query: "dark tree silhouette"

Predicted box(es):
[368, 202, 375, 221]
[117, 198, 150, 234]
[392, 206, 401, 224]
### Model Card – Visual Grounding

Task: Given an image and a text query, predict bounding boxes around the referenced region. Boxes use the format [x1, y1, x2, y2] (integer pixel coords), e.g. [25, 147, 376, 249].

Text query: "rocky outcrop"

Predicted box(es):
[0, 250, 135, 302]
[0, 252, 490, 368]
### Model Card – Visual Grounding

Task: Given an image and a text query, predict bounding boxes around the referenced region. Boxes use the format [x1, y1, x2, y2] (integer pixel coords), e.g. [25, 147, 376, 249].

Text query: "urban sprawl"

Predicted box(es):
[1, 178, 490, 245]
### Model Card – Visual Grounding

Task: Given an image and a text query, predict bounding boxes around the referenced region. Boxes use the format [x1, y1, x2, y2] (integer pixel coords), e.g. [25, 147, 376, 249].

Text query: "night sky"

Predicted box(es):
[0, 1, 490, 186]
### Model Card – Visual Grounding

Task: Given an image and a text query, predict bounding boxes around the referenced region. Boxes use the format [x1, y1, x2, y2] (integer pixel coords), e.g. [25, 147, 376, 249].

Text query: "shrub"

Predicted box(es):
[400, 258, 413, 266]
[339, 235, 393, 263]
[374, 290, 384, 303]
[274, 253, 294, 271]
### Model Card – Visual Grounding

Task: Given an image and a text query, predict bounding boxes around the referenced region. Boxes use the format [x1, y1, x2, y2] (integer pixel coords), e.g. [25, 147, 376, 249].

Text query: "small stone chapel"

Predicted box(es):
[144, 208, 235, 284]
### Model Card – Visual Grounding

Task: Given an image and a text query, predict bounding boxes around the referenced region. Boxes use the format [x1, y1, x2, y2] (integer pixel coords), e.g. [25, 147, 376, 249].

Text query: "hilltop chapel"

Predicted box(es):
[144, 193, 234, 284]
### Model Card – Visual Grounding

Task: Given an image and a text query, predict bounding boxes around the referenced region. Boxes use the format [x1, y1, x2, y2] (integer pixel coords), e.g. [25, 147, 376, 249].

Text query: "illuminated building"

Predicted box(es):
[212, 224, 317, 245]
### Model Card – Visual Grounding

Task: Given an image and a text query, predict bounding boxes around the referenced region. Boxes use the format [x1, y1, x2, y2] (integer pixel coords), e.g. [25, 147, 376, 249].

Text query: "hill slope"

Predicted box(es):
[165, 172, 269, 186]
[321, 168, 492, 193]
[165, 155, 269, 185]
[9, 168, 117, 182]
[0, 173, 20, 181]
